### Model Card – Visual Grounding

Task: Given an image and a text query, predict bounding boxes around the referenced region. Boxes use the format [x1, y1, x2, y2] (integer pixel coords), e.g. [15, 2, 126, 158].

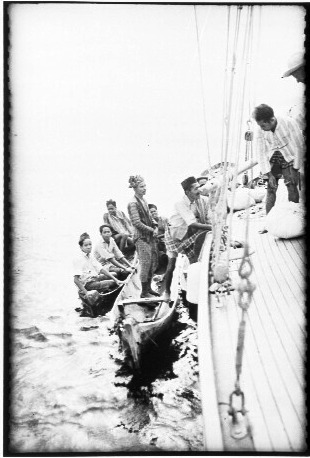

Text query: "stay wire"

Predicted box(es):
[226, 6, 254, 262]
[213, 5, 243, 267]
[194, 5, 211, 171]
[221, 5, 231, 164]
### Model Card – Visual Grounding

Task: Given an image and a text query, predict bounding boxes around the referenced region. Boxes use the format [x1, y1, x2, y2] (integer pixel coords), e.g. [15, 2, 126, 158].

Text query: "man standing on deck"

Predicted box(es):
[234, 104, 304, 218]
[161, 176, 212, 301]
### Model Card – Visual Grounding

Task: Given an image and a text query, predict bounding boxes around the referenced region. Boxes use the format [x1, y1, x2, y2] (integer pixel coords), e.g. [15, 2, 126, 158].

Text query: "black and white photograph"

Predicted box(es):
[4, 1, 307, 454]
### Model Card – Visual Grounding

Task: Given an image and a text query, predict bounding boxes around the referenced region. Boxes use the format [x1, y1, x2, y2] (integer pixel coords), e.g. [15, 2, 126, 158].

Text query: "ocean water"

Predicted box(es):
[9, 193, 204, 453]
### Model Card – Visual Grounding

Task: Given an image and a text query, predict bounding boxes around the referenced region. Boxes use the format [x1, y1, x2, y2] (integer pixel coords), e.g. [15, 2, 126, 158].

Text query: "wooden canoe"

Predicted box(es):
[111, 259, 179, 372]
[197, 201, 306, 451]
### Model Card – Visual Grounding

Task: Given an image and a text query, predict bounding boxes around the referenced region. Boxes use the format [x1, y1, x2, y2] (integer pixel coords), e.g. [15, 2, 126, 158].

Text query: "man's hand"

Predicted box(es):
[124, 267, 134, 273]
[153, 228, 158, 237]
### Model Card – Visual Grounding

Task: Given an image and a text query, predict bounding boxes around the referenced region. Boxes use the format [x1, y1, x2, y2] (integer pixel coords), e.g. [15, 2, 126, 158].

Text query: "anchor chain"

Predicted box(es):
[228, 241, 255, 439]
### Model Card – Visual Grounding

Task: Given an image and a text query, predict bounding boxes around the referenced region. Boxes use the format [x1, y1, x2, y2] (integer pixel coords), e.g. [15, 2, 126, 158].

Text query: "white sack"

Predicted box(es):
[227, 188, 256, 211]
[248, 187, 266, 203]
[266, 202, 305, 239]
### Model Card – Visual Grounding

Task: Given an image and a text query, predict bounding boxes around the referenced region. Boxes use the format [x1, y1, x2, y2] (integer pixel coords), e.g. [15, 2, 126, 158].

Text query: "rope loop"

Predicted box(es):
[238, 243, 253, 279]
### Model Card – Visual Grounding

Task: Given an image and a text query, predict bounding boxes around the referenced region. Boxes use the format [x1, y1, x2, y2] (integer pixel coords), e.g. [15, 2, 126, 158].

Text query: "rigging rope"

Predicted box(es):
[220, 6, 231, 164]
[226, 5, 254, 262]
[211, 5, 243, 271]
[194, 5, 212, 170]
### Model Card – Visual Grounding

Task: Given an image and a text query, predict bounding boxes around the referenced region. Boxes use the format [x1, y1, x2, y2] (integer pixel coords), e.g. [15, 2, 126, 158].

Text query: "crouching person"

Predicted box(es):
[73, 233, 124, 304]
[161, 176, 212, 301]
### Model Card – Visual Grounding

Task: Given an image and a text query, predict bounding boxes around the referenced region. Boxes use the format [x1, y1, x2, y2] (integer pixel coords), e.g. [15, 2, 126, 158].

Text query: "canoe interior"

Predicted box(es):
[112, 259, 180, 371]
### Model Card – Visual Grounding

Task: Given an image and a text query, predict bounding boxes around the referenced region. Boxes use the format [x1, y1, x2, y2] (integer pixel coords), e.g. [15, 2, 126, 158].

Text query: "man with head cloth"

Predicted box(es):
[161, 176, 212, 301]
[127, 175, 159, 298]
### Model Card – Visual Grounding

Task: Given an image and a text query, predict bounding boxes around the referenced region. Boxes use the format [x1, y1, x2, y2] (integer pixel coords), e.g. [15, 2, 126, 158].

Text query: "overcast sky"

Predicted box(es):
[9, 3, 305, 243]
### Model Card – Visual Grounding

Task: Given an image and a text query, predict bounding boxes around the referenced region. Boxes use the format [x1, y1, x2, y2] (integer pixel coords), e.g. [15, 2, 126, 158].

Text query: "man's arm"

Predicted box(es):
[118, 257, 135, 270]
[99, 265, 124, 284]
[189, 221, 212, 231]
[175, 200, 212, 232]
[128, 202, 155, 233]
[287, 116, 305, 170]
[235, 158, 258, 177]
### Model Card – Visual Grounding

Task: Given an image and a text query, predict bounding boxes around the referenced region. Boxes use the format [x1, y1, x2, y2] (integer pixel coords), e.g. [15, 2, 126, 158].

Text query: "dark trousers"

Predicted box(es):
[266, 165, 299, 214]
[85, 274, 115, 292]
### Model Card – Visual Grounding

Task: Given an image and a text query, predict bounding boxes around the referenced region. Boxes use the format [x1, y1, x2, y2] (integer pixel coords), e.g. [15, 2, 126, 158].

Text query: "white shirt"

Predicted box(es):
[254, 115, 305, 174]
[169, 194, 210, 242]
[93, 238, 123, 266]
[73, 252, 103, 286]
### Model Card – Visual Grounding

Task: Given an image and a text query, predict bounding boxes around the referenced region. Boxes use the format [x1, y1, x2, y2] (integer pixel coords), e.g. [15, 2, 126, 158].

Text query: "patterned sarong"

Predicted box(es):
[135, 238, 158, 282]
[164, 225, 206, 263]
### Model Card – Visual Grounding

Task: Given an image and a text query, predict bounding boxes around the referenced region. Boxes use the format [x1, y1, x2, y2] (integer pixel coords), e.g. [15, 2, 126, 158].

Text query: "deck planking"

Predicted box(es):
[203, 210, 306, 452]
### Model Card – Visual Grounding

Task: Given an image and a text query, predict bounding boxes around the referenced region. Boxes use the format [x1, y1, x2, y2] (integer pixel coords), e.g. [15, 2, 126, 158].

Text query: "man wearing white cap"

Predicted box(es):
[282, 51, 305, 84]
[282, 52, 305, 132]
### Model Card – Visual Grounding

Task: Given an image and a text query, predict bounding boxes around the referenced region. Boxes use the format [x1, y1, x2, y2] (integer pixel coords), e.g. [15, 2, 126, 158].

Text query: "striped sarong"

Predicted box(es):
[270, 150, 293, 168]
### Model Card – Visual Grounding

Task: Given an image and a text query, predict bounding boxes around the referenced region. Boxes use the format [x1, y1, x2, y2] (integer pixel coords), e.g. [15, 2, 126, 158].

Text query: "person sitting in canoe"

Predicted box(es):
[73, 232, 124, 302]
[161, 176, 212, 301]
[103, 199, 135, 254]
[127, 175, 159, 298]
[93, 224, 135, 280]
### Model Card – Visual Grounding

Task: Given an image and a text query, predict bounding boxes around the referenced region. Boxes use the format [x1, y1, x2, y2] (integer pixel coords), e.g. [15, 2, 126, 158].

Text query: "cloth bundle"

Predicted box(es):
[248, 187, 266, 203]
[266, 201, 305, 239]
[227, 188, 256, 211]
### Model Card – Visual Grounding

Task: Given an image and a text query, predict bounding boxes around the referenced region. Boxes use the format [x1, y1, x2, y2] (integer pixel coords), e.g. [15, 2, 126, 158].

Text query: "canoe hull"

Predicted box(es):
[121, 299, 177, 371]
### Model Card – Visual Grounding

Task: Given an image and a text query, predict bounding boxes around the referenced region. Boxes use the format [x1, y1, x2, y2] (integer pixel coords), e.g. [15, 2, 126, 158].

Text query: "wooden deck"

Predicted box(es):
[198, 209, 306, 451]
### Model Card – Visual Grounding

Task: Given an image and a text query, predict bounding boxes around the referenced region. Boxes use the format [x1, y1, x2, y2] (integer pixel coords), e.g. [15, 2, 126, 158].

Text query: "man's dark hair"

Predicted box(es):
[99, 224, 113, 234]
[252, 104, 274, 122]
[106, 199, 116, 208]
[78, 232, 90, 247]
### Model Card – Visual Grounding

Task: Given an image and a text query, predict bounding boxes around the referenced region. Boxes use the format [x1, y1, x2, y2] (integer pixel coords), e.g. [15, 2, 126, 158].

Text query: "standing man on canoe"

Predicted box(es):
[233, 104, 304, 216]
[127, 175, 159, 298]
[161, 176, 212, 301]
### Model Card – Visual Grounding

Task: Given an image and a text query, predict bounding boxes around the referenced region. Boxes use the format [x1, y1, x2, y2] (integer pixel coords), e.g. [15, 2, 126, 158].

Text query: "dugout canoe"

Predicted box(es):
[111, 261, 179, 372]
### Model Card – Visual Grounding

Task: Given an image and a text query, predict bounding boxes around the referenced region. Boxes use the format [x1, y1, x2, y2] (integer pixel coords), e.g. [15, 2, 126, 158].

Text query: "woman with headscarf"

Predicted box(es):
[103, 199, 135, 253]
[127, 175, 159, 298]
